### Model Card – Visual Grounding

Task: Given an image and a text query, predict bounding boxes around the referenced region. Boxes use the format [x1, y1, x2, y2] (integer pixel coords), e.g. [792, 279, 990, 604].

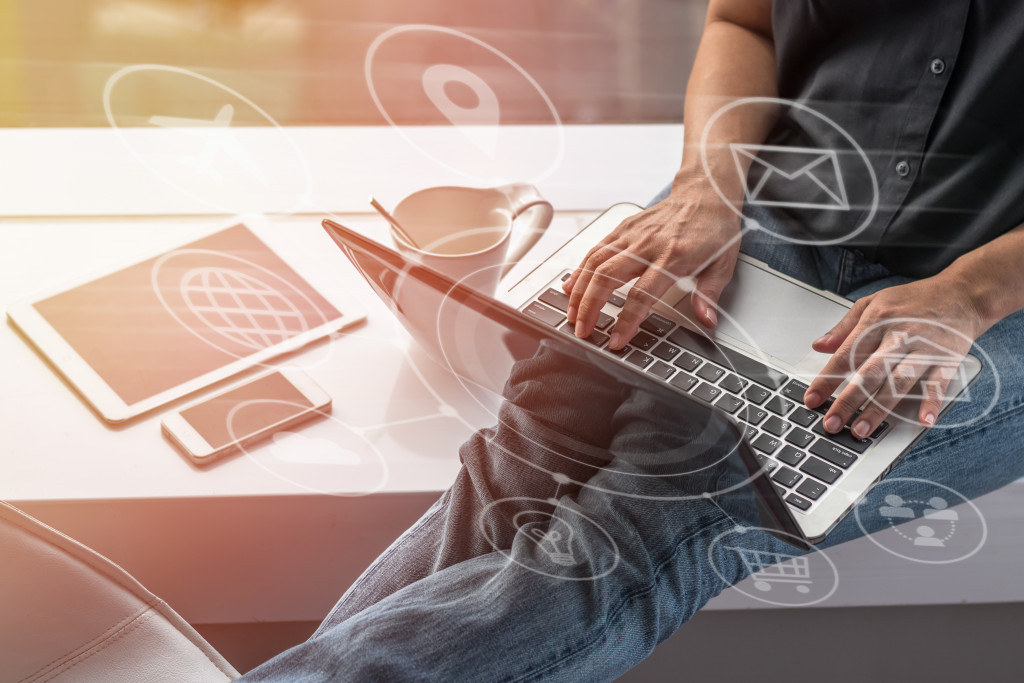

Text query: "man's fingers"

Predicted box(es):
[918, 364, 956, 426]
[566, 242, 624, 323]
[812, 299, 867, 353]
[563, 236, 618, 296]
[608, 268, 677, 349]
[806, 319, 887, 408]
[574, 253, 644, 338]
[690, 255, 737, 329]
[850, 352, 929, 438]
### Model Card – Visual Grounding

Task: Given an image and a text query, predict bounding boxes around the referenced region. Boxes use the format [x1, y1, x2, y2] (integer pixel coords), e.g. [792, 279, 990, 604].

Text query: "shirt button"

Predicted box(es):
[896, 160, 911, 177]
[930, 58, 946, 75]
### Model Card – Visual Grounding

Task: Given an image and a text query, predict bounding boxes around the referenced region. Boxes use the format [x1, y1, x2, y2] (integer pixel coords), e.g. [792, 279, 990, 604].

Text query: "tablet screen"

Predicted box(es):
[32, 223, 340, 406]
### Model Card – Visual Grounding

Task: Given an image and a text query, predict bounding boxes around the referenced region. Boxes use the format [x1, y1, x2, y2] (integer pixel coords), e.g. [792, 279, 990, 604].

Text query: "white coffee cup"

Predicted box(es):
[388, 183, 553, 295]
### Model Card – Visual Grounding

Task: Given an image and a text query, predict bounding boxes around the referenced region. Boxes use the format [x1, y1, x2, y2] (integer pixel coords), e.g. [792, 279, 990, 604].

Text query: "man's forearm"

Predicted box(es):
[675, 0, 778, 201]
[939, 222, 1024, 331]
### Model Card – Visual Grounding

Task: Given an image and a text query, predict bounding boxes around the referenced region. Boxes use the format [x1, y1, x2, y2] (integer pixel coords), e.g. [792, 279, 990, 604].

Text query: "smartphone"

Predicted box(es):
[161, 367, 332, 465]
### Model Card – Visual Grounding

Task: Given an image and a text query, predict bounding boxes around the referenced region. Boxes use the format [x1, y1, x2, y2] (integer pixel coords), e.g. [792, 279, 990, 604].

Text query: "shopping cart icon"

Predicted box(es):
[727, 547, 812, 594]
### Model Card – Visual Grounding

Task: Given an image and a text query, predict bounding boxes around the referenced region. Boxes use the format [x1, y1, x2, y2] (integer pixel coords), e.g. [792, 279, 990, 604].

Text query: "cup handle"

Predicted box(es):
[497, 183, 554, 277]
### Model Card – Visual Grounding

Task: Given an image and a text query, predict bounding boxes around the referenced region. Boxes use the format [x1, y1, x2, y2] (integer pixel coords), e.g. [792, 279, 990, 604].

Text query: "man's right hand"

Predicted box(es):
[562, 177, 743, 349]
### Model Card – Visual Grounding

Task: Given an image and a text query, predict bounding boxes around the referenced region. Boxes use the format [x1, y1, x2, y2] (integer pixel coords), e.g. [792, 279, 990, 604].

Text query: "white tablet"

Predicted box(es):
[7, 219, 363, 423]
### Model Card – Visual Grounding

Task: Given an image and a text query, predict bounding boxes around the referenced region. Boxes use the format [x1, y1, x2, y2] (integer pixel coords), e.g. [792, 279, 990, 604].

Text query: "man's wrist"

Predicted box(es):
[670, 165, 744, 209]
[937, 260, 1006, 333]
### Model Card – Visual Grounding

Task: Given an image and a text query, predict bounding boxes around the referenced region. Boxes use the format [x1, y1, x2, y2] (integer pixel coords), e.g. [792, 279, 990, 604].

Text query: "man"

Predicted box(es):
[246, 1, 1024, 679]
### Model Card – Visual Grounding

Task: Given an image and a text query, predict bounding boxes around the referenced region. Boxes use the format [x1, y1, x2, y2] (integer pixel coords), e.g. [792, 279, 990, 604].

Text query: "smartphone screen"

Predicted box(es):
[179, 371, 314, 450]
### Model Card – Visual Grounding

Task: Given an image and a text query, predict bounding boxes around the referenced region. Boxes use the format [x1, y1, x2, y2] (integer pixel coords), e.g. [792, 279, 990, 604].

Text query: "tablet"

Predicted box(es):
[7, 220, 363, 423]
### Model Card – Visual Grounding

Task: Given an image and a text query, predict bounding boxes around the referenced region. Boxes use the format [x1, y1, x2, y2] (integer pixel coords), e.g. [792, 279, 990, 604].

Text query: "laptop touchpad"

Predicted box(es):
[676, 261, 849, 367]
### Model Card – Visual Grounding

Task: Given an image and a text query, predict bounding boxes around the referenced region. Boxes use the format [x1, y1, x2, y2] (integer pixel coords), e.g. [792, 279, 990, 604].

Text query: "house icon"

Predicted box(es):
[878, 332, 972, 403]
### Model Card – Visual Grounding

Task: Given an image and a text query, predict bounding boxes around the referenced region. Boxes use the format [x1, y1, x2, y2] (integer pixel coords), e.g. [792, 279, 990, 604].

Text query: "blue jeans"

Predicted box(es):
[244, 204, 1024, 682]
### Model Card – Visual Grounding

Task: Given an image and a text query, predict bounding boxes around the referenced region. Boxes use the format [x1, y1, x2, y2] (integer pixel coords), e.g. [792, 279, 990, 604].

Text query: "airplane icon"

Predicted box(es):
[148, 104, 270, 185]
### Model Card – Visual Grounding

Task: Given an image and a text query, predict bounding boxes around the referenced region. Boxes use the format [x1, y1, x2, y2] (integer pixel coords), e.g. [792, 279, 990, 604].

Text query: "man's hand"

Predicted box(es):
[805, 275, 988, 439]
[562, 181, 742, 349]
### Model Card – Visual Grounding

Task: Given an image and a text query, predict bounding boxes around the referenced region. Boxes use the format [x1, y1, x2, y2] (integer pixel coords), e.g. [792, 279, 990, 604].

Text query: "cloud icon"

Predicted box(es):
[269, 431, 362, 465]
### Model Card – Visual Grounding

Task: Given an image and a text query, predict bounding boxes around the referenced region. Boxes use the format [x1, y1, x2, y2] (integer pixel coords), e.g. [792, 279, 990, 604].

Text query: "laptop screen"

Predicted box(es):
[323, 219, 805, 549]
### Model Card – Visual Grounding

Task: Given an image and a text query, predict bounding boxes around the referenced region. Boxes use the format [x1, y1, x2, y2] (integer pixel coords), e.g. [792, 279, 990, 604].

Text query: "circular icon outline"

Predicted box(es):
[103, 63, 314, 215]
[479, 496, 620, 581]
[152, 248, 334, 366]
[853, 477, 987, 565]
[845, 317, 1000, 431]
[227, 398, 390, 496]
[700, 96, 879, 246]
[364, 24, 566, 184]
[707, 525, 840, 608]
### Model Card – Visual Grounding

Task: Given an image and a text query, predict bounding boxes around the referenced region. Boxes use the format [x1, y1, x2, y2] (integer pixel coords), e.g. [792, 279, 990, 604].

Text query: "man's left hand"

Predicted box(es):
[804, 276, 987, 438]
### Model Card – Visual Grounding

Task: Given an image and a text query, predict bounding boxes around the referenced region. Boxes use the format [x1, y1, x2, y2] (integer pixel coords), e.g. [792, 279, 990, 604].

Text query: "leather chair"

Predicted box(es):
[0, 501, 239, 682]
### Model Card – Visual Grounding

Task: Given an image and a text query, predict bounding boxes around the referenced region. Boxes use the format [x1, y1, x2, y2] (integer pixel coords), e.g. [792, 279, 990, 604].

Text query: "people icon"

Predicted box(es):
[913, 525, 946, 547]
[879, 494, 915, 519]
[923, 496, 959, 521]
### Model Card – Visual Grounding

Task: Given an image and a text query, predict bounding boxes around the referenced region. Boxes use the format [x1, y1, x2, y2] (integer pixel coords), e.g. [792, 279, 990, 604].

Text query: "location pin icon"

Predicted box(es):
[422, 64, 501, 158]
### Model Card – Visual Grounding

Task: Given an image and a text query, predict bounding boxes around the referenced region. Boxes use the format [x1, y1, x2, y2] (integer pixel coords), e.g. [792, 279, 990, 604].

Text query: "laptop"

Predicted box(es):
[322, 203, 980, 547]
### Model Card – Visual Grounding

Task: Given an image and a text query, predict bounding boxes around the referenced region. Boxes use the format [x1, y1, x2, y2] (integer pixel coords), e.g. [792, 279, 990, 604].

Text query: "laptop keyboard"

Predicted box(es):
[522, 280, 891, 514]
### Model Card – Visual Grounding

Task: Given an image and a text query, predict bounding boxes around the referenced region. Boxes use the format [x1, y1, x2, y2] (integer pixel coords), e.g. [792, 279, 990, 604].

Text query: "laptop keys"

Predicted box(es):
[762, 416, 791, 436]
[691, 382, 722, 403]
[776, 445, 806, 467]
[811, 420, 871, 454]
[652, 342, 681, 362]
[800, 456, 843, 484]
[523, 301, 565, 327]
[608, 292, 626, 307]
[667, 327, 789, 389]
[714, 394, 744, 414]
[607, 344, 633, 359]
[558, 322, 608, 348]
[673, 352, 703, 373]
[754, 453, 778, 474]
[784, 427, 815, 449]
[765, 395, 795, 416]
[719, 373, 748, 394]
[771, 467, 802, 488]
[742, 385, 771, 405]
[594, 312, 615, 331]
[809, 439, 857, 468]
[626, 350, 654, 369]
[780, 379, 809, 403]
[752, 434, 783, 455]
[696, 363, 725, 383]
[669, 372, 698, 392]
[640, 312, 675, 337]
[739, 405, 768, 425]
[628, 330, 659, 351]
[796, 479, 827, 501]
[647, 360, 675, 380]
[539, 288, 571, 312]
[789, 407, 818, 427]
[785, 493, 812, 511]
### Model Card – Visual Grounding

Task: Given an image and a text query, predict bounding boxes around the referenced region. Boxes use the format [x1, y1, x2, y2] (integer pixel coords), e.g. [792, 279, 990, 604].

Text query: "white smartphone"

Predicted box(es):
[161, 367, 332, 465]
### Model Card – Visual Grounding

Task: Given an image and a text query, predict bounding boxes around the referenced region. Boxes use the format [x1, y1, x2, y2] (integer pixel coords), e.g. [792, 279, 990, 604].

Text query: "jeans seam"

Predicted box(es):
[513, 511, 735, 682]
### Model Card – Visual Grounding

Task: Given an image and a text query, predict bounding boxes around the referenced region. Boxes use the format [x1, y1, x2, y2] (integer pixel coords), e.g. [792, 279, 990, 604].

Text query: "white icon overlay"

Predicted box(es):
[730, 143, 850, 211]
[421, 64, 501, 158]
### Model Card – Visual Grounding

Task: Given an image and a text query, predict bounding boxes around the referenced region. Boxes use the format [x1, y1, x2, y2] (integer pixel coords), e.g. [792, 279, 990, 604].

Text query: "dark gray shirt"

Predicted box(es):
[764, 0, 1024, 277]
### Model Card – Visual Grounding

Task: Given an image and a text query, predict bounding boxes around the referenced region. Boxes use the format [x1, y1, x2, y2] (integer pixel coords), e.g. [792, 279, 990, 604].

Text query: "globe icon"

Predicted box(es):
[180, 266, 309, 351]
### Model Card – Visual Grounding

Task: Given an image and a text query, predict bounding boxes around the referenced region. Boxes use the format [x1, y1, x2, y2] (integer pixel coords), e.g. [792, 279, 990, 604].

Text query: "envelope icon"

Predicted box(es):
[730, 143, 850, 211]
